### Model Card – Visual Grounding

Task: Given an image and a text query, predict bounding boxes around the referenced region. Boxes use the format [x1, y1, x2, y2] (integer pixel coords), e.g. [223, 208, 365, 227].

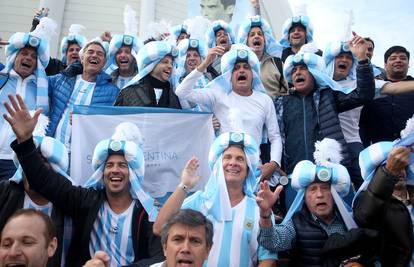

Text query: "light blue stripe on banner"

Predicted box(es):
[115, 216, 125, 265]
[240, 198, 255, 267]
[218, 212, 234, 267]
[73, 105, 213, 115]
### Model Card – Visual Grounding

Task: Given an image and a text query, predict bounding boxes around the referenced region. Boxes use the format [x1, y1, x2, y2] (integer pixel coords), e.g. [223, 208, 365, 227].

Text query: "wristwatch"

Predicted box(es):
[178, 183, 190, 195]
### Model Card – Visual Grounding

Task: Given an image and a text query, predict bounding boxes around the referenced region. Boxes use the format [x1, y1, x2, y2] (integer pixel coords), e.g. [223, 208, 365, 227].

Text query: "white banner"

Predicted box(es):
[71, 106, 214, 199]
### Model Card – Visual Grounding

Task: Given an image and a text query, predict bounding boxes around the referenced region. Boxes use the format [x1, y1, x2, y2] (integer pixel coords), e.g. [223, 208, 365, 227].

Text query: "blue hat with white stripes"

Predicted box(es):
[60, 24, 87, 65]
[123, 41, 178, 89]
[183, 131, 260, 221]
[83, 122, 159, 222]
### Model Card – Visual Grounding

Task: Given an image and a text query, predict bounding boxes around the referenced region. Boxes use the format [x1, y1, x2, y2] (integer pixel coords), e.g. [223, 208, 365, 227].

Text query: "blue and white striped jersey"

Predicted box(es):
[89, 200, 135, 267]
[183, 196, 277, 267]
[55, 75, 95, 151]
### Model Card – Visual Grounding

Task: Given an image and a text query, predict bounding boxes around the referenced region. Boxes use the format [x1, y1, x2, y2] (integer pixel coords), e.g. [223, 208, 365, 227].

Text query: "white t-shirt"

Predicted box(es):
[176, 69, 282, 165]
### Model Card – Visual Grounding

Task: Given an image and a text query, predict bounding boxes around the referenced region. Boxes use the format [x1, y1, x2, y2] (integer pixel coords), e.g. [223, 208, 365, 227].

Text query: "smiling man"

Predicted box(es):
[115, 41, 182, 109]
[0, 209, 57, 267]
[3, 101, 164, 267]
[154, 132, 277, 267]
[0, 23, 51, 180]
[47, 40, 119, 151]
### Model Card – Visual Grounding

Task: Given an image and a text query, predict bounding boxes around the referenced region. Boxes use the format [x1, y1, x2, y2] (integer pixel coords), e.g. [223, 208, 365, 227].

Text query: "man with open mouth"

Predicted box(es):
[279, 14, 322, 63]
[0, 18, 52, 181]
[4, 101, 165, 267]
[115, 41, 182, 109]
[47, 40, 119, 153]
[176, 44, 284, 182]
[204, 20, 235, 79]
[257, 138, 380, 266]
[0, 209, 58, 267]
[274, 33, 375, 183]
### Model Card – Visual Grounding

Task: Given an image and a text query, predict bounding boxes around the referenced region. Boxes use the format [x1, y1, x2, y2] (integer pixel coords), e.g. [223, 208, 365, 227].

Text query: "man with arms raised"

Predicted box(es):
[3, 96, 163, 267]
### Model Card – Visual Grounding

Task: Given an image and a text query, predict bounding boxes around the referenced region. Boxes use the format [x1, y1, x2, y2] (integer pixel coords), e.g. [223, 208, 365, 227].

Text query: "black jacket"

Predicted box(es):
[0, 181, 66, 267]
[11, 138, 164, 267]
[359, 75, 414, 146]
[277, 61, 375, 173]
[115, 75, 182, 109]
[353, 167, 414, 267]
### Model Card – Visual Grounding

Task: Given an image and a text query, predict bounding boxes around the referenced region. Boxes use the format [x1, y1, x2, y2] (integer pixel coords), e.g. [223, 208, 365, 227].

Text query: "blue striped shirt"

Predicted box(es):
[0, 70, 37, 160]
[55, 75, 95, 151]
[183, 196, 276, 267]
[89, 201, 135, 267]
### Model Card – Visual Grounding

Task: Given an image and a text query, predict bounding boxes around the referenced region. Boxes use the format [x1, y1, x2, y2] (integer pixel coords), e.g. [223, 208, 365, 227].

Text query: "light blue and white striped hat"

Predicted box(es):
[105, 34, 143, 75]
[355, 115, 414, 201]
[60, 24, 87, 65]
[205, 20, 235, 49]
[284, 45, 343, 91]
[202, 43, 266, 95]
[170, 24, 190, 41]
[183, 131, 260, 221]
[280, 15, 314, 48]
[283, 138, 356, 229]
[324, 41, 357, 94]
[83, 122, 159, 222]
[5, 18, 54, 114]
[237, 15, 283, 58]
[10, 114, 71, 183]
[123, 41, 178, 89]
[173, 38, 208, 87]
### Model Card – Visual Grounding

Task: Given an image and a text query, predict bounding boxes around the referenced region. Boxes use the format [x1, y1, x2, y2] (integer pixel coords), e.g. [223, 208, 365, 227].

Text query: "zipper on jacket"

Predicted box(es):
[302, 97, 308, 159]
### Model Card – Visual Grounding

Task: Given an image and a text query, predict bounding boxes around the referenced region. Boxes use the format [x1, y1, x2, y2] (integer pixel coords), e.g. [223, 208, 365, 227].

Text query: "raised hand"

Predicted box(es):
[3, 94, 42, 143]
[349, 31, 368, 61]
[385, 146, 411, 177]
[181, 157, 201, 189]
[197, 46, 226, 72]
[256, 181, 283, 215]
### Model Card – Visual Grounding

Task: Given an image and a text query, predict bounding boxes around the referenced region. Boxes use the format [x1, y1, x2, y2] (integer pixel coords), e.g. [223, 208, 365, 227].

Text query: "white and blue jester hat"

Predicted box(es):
[10, 113, 71, 183]
[324, 41, 357, 94]
[355, 115, 414, 203]
[183, 131, 260, 221]
[237, 15, 283, 58]
[173, 38, 208, 86]
[284, 138, 357, 230]
[202, 43, 266, 94]
[280, 15, 314, 48]
[5, 17, 56, 114]
[105, 5, 143, 75]
[60, 24, 87, 65]
[205, 20, 235, 49]
[170, 24, 190, 41]
[123, 41, 178, 89]
[83, 122, 159, 222]
[284, 44, 343, 91]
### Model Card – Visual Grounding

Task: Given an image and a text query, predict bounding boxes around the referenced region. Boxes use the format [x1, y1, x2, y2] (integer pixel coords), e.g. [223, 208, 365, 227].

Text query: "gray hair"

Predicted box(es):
[160, 209, 214, 248]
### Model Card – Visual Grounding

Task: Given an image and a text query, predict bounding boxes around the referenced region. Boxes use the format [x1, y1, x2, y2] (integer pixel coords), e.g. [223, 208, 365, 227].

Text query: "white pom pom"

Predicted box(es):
[292, 2, 308, 16]
[123, 5, 138, 36]
[142, 20, 172, 42]
[401, 115, 414, 138]
[184, 16, 211, 40]
[68, 24, 86, 36]
[298, 43, 319, 54]
[111, 122, 144, 146]
[32, 17, 57, 42]
[30, 111, 49, 137]
[313, 138, 343, 167]
[340, 9, 354, 42]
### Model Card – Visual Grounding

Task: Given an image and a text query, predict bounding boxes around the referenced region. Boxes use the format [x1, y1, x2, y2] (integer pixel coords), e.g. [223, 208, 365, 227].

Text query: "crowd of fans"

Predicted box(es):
[0, 4, 413, 267]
